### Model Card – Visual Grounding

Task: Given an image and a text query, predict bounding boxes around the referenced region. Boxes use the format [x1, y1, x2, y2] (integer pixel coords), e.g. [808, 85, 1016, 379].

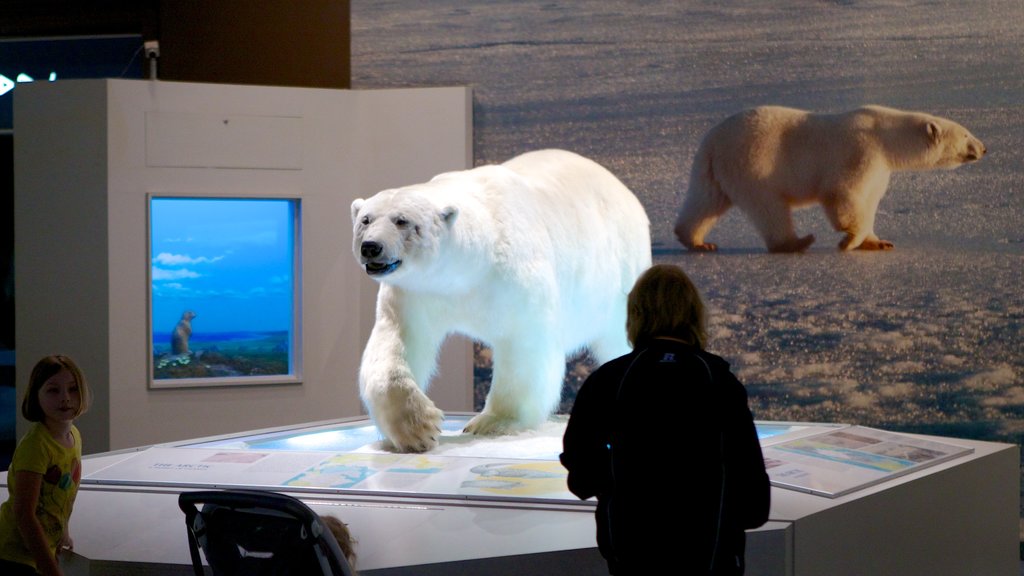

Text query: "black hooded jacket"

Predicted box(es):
[561, 339, 770, 575]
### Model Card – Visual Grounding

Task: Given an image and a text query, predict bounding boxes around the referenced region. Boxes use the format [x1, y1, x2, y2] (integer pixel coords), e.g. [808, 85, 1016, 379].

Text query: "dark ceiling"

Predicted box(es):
[0, 1, 158, 39]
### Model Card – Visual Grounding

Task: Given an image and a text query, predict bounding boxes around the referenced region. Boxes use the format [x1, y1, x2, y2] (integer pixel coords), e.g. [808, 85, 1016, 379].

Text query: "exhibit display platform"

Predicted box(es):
[1, 414, 1018, 575]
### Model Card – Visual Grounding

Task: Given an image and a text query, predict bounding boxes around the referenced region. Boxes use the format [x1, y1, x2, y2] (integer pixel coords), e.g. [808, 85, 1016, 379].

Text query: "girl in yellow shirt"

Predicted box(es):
[0, 355, 90, 576]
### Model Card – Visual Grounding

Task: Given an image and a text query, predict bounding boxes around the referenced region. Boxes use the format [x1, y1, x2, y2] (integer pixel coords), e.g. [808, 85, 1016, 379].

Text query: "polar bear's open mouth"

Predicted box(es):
[365, 260, 402, 276]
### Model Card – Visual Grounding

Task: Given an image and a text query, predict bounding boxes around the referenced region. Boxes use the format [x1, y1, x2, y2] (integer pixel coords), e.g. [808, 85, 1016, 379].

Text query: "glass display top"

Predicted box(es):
[183, 415, 802, 457]
[86, 416, 962, 501]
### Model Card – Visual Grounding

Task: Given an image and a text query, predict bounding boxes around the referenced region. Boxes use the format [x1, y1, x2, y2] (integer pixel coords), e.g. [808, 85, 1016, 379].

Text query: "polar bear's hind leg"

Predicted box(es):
[588, 319, 632, 365]
[822, 191, 893, 251]
[734, 193, 814, 253]
[674, 162, 732, 251]
[464, 338, 565, 435]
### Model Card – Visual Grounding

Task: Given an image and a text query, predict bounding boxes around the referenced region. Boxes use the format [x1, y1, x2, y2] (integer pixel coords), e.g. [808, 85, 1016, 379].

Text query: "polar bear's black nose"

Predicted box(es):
[361, 241, 383, 259]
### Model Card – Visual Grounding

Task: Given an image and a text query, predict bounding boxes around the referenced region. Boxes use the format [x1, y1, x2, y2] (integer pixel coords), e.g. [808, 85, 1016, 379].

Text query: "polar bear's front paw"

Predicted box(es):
[464, 411, 522, 436]
[838, 234, 893, 251]
[380, 392, 444, 453]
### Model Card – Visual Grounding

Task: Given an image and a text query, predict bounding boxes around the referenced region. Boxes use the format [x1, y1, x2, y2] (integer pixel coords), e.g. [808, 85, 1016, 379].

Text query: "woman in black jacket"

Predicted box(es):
[561, 264, 770, 575]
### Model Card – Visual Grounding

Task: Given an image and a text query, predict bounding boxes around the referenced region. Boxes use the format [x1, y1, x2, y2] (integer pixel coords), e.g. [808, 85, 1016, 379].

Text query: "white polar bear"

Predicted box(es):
[674, 105, 986, 252]
[351, 149, 651, 452]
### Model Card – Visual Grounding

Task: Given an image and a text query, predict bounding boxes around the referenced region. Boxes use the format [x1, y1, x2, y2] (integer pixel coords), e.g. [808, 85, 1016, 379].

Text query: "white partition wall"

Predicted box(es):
[14, 79, 473, 452]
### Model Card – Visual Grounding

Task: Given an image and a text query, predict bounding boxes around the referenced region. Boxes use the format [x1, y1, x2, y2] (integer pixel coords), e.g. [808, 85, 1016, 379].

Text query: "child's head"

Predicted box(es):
[321, 514, 357, 570]
[22, 355, 91, 422]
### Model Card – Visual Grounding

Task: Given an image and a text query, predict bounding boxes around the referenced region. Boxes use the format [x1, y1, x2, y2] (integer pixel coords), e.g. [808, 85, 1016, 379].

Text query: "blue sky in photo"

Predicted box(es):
[150, 198, 295, 336]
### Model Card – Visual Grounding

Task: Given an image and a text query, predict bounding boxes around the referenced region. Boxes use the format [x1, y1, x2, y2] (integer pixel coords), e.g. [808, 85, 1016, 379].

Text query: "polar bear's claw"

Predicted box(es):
[377, 389, 444, 453]
[386, 407, 444, 453]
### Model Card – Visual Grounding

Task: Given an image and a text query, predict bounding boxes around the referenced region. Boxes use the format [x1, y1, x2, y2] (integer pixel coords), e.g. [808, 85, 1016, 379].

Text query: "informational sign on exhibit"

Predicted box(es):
[762, 426, 974, 498]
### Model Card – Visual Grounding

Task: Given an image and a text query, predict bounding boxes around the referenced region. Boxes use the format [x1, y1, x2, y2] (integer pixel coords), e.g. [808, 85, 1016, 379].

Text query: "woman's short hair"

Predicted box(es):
[626, 264, 707, 349]
[22, 354, 91, 422]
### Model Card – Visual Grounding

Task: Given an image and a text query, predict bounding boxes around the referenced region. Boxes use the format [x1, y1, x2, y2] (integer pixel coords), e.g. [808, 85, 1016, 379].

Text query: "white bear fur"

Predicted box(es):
[674, 105, 986, 252]
[351, 149, 651, 452]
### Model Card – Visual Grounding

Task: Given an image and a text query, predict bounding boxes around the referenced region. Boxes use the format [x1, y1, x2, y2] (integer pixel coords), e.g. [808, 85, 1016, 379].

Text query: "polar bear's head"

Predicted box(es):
[863, 106, 986, 171]
[923, 117, 987, 170]
[351, 189, 458, 281]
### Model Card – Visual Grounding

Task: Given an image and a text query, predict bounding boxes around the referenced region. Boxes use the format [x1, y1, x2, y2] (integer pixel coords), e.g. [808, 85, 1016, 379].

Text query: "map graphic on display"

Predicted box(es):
[285, 454, 401, 489]
[82, 416, 972, 501]
[763, 426, 973, 498]
[388, 456, 446, 475]
[283, 453, 454, 491]
[461, 461, 569, 497]
[774, 431, 939, 473]
[280, 452, 573, 498]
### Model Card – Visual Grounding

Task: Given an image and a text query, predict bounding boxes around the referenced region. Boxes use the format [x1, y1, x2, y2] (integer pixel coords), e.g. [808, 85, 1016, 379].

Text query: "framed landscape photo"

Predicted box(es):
[148, 195, 301, 388]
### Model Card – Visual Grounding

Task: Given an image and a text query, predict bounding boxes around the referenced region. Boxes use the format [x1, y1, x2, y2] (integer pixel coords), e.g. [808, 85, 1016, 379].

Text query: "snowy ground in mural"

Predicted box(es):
[350, 0, 1023, 494]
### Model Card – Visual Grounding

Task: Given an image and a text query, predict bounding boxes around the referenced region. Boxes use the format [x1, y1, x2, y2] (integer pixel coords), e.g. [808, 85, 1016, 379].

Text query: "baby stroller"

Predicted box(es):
[178, 489, 354, 576]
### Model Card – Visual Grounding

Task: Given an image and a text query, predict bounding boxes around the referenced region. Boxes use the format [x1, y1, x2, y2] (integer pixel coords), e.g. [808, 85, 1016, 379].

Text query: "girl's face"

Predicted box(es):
[38, 369, 81, 426]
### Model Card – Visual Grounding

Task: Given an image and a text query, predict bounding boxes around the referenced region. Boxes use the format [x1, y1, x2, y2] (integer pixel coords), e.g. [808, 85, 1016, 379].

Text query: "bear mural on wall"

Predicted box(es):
[351, 149, 652, 452]
[674, 105, 987, 253]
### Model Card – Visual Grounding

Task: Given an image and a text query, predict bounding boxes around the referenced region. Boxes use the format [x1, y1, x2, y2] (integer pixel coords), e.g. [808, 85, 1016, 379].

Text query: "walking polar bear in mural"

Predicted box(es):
[674, 105, 986, 252]
[351, 149, 652, 452]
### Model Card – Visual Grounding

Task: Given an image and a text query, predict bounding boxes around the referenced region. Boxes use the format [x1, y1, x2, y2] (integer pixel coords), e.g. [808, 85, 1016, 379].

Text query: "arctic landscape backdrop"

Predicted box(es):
[350, 0, 1022, 516]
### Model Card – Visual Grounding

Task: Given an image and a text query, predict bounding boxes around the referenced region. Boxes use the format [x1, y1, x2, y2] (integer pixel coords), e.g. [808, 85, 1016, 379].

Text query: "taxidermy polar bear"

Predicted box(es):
[351, 149, 651, 452]
[674, 105, 986, 252]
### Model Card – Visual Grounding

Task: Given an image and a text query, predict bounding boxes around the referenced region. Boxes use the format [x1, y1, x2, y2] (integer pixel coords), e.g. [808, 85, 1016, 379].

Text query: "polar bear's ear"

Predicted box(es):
[926, 121, 942, 144]
[351, 199, 365, 224]
[441, 206, 459, 229]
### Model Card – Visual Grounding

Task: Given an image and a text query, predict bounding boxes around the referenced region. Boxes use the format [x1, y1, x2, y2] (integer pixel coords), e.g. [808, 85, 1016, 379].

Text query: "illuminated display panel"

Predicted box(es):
[149, 196, 300, 388]
[183, 417, 809, 455]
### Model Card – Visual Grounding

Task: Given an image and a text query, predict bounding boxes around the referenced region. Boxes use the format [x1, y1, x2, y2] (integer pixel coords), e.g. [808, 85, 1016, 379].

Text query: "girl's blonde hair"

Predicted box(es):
[626, 264, 707, 349]
[22, 355, 91, 422]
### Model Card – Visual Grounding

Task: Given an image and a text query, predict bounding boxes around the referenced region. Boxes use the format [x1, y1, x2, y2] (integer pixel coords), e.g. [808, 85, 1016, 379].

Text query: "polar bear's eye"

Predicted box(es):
[361, 216, 371, 226]
[395, 216, 409, 227]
